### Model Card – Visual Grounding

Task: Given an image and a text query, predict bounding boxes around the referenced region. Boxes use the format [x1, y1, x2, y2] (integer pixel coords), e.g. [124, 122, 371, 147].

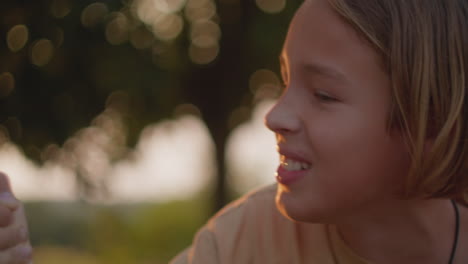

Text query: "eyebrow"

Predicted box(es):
[279, 52, 349, 83]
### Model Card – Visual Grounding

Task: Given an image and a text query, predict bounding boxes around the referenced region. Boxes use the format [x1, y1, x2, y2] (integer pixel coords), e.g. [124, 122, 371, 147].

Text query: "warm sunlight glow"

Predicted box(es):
[110, 115, 216, 202]
[226, 101, 278, 193]
[1, 103, 278, 202]
[0, 143, 77, 201]
[1, 114, 217, 203]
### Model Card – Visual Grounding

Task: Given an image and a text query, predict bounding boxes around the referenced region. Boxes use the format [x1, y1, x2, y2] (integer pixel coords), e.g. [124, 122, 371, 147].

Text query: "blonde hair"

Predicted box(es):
[326, 0, 468, 201]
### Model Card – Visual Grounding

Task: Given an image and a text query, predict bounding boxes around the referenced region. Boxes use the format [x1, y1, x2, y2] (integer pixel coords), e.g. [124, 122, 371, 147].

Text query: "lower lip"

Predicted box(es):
[275, 165, 308, 185]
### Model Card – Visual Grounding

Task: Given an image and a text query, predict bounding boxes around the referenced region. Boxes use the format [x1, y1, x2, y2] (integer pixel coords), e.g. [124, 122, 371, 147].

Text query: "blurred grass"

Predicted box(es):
[26, 196, 212, 264]
[34, 247, 100, 264]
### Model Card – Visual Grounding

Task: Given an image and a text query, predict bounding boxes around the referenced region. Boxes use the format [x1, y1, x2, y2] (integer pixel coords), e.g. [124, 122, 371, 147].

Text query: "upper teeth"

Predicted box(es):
[281, 157, 311, 171]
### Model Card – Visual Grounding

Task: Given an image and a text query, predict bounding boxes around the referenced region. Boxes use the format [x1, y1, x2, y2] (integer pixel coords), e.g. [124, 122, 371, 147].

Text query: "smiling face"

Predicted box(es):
[265, 0, 412, 223]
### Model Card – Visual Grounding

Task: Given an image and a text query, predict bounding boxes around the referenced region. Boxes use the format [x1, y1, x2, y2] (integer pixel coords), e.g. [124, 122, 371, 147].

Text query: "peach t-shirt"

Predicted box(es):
[170, 184, 370, 264]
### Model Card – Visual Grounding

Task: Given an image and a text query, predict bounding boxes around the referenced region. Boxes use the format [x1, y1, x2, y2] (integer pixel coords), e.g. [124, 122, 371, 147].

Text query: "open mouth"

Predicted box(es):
[280, 155, 311, 171]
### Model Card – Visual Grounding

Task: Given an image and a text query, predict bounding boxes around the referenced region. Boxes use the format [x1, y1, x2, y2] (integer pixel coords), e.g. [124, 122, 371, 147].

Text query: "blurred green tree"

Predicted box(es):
[0, 0, 300, 211]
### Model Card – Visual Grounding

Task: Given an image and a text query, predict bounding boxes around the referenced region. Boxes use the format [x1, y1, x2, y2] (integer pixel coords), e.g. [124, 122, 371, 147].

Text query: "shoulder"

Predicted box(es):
[202, 184, 283, 251]
[200, 184, 294, 263]
[170, 184, 279, 264]
[171, 184, 333, 264]
[207, 183, 280, 229]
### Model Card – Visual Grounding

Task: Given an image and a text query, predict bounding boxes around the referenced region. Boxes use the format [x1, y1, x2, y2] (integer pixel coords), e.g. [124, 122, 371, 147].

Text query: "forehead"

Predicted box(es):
[279, 51, 349, 84]
[284, 0, 365, 60]
[281, 0, 385, 87]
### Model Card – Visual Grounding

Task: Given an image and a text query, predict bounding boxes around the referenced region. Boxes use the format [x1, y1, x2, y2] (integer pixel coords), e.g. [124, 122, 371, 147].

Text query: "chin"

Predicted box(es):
[275, 186, 330, 223]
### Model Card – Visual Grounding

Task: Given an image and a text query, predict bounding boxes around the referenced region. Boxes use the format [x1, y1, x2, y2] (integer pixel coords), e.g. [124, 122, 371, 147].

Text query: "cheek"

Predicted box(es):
[309, 112, 409, 193]
[278, 107, 409, 222]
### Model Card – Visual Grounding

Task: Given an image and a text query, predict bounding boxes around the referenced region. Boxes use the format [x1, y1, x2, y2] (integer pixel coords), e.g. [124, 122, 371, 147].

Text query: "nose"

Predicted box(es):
[264, 93, 301, 135]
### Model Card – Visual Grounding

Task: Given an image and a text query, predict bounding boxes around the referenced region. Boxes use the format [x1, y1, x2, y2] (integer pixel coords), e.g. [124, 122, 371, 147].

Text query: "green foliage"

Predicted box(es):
[34, 246, 101, 264]
[26, 197, 211, 263]
[25, 202, 91, 248]
[2, 0, 302, 262]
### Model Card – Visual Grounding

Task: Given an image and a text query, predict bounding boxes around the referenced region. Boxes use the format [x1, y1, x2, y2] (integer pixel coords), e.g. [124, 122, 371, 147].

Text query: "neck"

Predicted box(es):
[334, 198, 456, 264]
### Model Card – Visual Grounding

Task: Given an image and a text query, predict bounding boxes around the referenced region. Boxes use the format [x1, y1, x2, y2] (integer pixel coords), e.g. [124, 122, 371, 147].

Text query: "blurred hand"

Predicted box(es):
[0, 172, 33, 264]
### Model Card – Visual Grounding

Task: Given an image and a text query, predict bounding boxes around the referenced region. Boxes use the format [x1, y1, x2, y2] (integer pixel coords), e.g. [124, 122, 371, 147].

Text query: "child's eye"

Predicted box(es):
[314, 91, 337, 102]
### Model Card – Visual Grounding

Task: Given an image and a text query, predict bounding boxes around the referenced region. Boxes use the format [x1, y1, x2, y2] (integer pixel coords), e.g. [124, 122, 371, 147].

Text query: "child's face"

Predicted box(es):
[265, 0, 412, 222]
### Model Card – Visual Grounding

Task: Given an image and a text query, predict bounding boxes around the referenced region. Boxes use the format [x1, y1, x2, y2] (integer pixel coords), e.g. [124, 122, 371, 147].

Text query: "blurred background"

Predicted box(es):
[0, 0, 300, 263]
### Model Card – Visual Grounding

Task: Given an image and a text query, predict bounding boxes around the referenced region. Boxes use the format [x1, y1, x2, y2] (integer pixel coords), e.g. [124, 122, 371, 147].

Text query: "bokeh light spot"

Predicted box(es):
[81, 2, 109, 28]
[152, 14, 184, 41]
[30, 39, 54, 67]
[52, 27, 65, 48]
[154, 0, 187, 14]
[133, 0, 165, 26]
[190, 20, 221, 48]
[186, 0, 212, 9]
[0, 72, 15, 98]
[249, 69, 281, 98]
[185, 0, 216, 22]
[105, 13, 130, 45]
[50, 0, 72, 18]
[130, 27, 154, 50]
[189, 43, 219, 64]
[255, 0, 286, 14]
[7, 25, 29, 52]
